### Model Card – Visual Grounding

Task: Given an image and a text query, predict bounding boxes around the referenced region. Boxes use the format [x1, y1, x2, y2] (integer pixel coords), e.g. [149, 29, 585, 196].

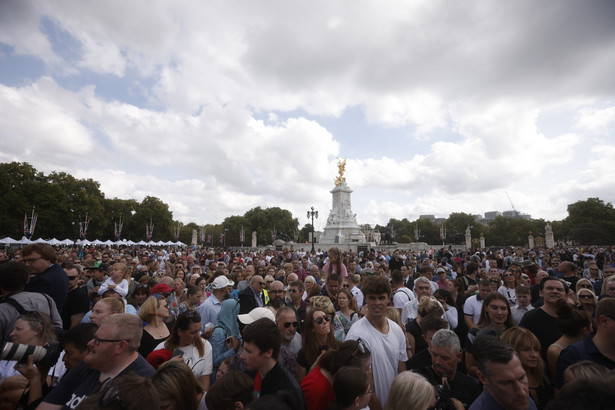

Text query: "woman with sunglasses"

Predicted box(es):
[138, 296, 171, 358]
[153, 310, 213, 391]
[498, 269, 519, 306]
[297, 308, 340, 382]
[209, 299, 242, 383]
[300, 339, 373, 410]
[576, 287, 597, 327]
[1, 312, 57, 408]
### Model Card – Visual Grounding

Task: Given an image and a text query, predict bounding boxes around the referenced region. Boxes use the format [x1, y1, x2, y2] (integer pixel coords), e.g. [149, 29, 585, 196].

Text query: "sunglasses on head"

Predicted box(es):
[314, 315, 330, 325]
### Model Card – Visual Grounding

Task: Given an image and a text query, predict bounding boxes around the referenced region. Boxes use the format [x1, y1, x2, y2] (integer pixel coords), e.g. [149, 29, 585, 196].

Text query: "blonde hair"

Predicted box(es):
[310, 296, 336, 315]
[111, 262, 131, 280]
[101, 313, 143, 352]
[501, 326, 545, 381]
[139, 296, 162, 322]
[386, 306, 404, 328]
[99, 297, 125, 315]
[385, 371, 435, 410]
[601, 275, 615, 295]
[417, 296, 444, 318]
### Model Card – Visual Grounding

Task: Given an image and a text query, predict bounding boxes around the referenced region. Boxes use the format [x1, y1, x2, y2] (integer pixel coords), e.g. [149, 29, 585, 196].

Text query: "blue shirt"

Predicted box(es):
[469, 386, 537, 410]
[556, 334, 615, 388]
[197, 294, 222, 330]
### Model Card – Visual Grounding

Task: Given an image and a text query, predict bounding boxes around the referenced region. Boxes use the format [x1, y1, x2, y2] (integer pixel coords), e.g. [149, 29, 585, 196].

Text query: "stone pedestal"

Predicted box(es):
[465, 227, 472, 250]
[480, 234, 485, 249]
[528, 234, 534, 249]
[191, 229, 197, 246]
[545, 223, 555, 248]
[251, 231, 257, 248]
[319, 181, 366, 247]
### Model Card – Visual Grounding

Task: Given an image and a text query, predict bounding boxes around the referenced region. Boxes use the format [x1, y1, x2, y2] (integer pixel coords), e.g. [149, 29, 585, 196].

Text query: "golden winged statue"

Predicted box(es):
[334, 158, 347, 186]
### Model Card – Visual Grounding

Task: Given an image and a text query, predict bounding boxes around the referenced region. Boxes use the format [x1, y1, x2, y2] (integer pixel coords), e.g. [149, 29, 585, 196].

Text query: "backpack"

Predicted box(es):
[0, 294, 65, 339]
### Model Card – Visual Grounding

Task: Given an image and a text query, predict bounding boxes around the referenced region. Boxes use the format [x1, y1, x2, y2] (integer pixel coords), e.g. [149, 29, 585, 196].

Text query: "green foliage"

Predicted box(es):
[485, 216, 546, 246]
[562, 198, 615, 244]
[2, 162, 614, 246]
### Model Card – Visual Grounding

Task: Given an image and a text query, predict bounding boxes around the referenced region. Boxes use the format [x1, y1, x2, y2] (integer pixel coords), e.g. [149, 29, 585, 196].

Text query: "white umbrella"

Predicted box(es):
[32, 238, 49, 244]
[48, 238, 61, 245]
[91, 239, 104, 246]
[60, 239, 75, 245]
[124, 240, 136, 245]
[103, 240, 114, 246]
[136, 240, 147, 245]
[0, 237, 18, 244]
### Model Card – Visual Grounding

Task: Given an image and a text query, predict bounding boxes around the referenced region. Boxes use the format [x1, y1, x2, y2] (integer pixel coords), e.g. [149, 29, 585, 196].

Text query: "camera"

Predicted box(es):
[1, 342, 63, 368]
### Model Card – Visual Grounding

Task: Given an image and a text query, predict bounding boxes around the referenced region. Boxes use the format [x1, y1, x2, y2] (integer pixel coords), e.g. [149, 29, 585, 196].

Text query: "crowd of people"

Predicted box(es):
[0, 243, 614, 409]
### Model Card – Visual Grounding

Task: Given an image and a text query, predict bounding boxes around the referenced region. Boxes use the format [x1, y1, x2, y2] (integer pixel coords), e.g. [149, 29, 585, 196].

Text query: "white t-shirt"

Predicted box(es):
[155, 341, 213, 379]
[393, 288, 415, 309]
[345, 317, 407, 408]
[401, 298, 419, 325]
[498, 286, 517, 306]
[463, 295, 483, 325]
[351, 285, 364, 308]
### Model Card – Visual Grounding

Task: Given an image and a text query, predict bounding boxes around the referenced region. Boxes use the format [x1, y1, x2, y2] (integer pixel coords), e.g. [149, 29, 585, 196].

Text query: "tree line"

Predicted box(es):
[1, 162, 613, 246]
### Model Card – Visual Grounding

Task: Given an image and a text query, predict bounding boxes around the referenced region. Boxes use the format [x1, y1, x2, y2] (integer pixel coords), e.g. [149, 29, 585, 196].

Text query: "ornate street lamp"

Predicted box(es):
[307, 206, 318, 253]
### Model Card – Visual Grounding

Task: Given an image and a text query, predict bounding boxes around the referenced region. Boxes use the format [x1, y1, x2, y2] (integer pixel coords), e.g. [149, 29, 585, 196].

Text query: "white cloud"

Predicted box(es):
[574, 106, 615, 134]
[0, 78, 95, 166]
[1, 0, 615, 230]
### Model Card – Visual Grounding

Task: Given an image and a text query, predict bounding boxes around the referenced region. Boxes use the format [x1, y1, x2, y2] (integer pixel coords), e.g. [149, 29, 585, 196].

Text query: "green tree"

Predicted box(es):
[103, 198, 139, 241]
[485, 216, 544, 246]
[243, 207, 299, 246]
[0, 162, 43, 238]
[562, 198, 615, 244]
[133, 196, 174, 241]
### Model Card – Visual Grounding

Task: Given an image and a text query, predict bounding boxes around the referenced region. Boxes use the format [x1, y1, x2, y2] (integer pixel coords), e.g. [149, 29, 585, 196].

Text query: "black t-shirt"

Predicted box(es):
[406, 349, 431, 371]
[417, 365, 480, 409]
[519, 308, 560, 361]
[138, 329, 169, 359]
[260, 362, 305, 409]
[61, 287, 90, 331]
[44, 355, 155, 409]
[407, 319, 428, 355]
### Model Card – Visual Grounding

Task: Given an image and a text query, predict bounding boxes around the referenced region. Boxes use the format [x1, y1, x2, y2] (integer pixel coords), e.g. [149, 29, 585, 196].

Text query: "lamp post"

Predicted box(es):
[223, 227, 228, 248]
[307, 206, 318, 253]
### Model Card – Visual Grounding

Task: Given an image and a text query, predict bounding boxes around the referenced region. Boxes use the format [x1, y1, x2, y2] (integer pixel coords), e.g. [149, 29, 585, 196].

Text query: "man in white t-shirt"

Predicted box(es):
[345, 276, 407, 408]
[348, 273, 364, 308]
[401, 277, 432, 325]
[463, 279, 492, 329]
[391, 270, 415, 311]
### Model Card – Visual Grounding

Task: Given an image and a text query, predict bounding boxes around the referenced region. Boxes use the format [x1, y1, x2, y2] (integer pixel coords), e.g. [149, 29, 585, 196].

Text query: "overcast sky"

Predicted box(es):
[1, 0, 614, 231]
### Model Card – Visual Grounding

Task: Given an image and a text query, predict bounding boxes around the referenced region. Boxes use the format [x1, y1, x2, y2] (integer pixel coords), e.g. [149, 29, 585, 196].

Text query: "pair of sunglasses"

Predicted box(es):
[314, 315, 330, 325]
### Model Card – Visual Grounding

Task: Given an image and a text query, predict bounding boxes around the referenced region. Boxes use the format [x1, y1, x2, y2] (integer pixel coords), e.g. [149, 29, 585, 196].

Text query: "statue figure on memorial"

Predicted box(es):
[334, 158, 347, 186]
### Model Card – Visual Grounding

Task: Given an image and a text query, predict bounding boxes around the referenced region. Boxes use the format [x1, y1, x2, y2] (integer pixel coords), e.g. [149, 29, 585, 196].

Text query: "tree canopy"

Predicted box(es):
[1, 162, 613, 246]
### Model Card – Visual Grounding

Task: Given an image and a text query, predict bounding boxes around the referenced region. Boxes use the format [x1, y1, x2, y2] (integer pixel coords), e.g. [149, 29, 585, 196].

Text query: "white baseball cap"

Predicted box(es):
[212, 276, 234, 289]
[238, 307, 275, 324]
